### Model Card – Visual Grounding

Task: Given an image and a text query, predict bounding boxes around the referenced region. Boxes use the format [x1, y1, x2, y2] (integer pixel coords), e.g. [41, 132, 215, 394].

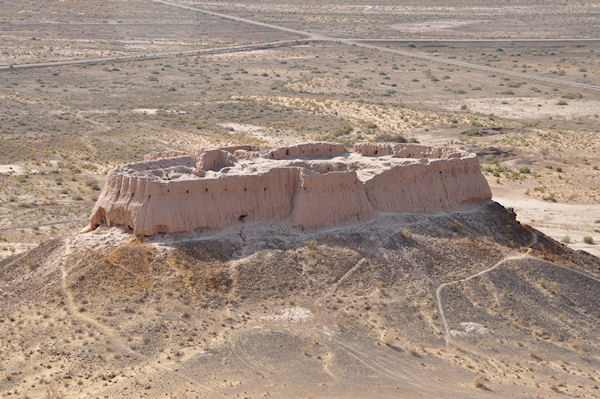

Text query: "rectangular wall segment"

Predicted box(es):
[290, 170, 375, 230]
[363, 156, 492, 214]
[93, 167, 302, 235]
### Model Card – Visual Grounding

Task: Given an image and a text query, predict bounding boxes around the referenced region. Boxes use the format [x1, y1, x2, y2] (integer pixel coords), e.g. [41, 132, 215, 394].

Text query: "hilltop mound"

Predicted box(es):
[1, 198, 599, 398]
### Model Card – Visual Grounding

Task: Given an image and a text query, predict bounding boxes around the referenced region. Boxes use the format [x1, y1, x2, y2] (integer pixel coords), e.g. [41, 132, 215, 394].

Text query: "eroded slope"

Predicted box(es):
[1, 202, 599, 398]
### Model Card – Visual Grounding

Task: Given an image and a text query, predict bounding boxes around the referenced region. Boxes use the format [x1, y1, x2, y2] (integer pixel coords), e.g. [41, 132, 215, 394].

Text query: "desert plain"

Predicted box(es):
[1, 0, 600, 398]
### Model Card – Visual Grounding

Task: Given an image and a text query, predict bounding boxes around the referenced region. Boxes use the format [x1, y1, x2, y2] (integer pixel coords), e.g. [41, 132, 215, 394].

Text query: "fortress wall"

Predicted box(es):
[363, 155, 491, 214]
[89, 142, 493, 236]
[123, 156, 196, 172]
[290, 170, 374, 230]
[90, 171, 151, 232]
[220, 145, 259, 154]
[268, 142, 347, 160]
[354, 143, 465, 159]
[195, 149, 236, 172]
[92, 167, 301, 235]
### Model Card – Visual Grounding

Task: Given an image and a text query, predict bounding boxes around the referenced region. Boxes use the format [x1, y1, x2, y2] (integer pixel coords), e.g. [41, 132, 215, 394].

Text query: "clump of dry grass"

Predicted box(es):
[400, 227, 412, 240]
[305, 240, 318, 251]
[450, 220, 463, 233]
[528, 347, 541, 360]
[473, 375, 491, 391]
[539, 279, 560, 294]
[406, 345, 419, 357]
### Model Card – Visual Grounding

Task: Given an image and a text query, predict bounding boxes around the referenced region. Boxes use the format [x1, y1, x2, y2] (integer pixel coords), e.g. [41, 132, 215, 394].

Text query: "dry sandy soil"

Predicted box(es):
[0, 0, 599, 397]
[1, 202, 600, 398]
[1, 0, 599, 259]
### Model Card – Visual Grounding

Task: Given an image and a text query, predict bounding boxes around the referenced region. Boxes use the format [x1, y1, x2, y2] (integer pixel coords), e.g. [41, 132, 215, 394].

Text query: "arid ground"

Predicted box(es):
[1, 203, 600, 398]
[1, 0, 599, 259]
[0, 0, 599, 397]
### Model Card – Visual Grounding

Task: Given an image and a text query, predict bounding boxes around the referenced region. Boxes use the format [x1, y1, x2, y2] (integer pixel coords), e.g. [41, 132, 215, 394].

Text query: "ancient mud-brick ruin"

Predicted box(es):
[89, 142, 492, 236]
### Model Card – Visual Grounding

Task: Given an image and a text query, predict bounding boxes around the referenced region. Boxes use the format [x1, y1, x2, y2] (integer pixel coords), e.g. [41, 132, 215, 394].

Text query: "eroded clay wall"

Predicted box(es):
[290, 169, 374, 230]
[90, 142, 493, 236]
[363, 157, 491, 214]
[92, 166, 300, 235]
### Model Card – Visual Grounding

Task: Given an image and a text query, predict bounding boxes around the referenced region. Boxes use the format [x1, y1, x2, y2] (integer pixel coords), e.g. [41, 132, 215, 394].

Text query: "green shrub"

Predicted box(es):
[583, 236, 594, 245]
[375, 133, 407, 143]
[450, 220, 463, 233]
[334, 125, 353, 137]
[519, 167, 531, 174]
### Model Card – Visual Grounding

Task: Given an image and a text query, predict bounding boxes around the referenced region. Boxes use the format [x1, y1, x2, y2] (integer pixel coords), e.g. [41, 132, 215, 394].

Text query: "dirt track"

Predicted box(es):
[0, 39, 310, 71]
[151, 0, 600, 91]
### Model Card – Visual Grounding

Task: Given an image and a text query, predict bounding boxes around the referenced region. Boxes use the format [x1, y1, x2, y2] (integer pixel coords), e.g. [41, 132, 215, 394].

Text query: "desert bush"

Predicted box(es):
[400, 228, 412, 239]
[450, 220, 463, 233]
[528, 347, 541, 360]
[519, 166, 531, 174]
[270, 80, 287, 91]
[85, 179, 100, 190]
[473, 376, 490, 391]
[561, 92, 582, 99]
[375, 133, 407, 143]
[305, 240, 318, 251]
[424, 70, 439, 82]
[583, 236, 594, 244]
[539, 279, 560, 294]
[334, 125, 353, 137]
[347, 77, 365, 88]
